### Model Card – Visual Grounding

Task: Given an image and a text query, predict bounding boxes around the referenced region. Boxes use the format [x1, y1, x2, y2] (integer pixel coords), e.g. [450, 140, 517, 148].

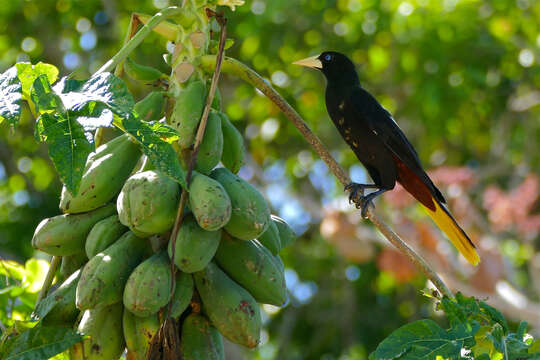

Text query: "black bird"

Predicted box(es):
[294, 51, 479, 265]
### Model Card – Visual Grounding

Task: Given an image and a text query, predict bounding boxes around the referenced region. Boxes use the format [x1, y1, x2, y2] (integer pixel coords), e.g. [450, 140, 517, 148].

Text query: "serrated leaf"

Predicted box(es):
[16, 62, 59, 100]
[478, 301, 508, 334]
[0, 66, 22, 127]
[2, 326, 83, 360]
[440, 297, 468, 328]
[35, 112, 94, 195]
[53, 73, 134, 130]
[472, 326, 503, 360]
[30, 75, 64, 114]
[505, 332, 532, 360]
[369, 319, 473, 360]
[122, 115, 186, 188]
[147, 121, 180, 143]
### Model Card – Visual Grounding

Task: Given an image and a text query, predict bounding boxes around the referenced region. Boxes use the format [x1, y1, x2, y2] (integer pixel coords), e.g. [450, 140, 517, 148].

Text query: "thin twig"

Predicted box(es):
[166, 13, 228, 316]
[35, 256, 61, 306]
[199, 55, 453, 299]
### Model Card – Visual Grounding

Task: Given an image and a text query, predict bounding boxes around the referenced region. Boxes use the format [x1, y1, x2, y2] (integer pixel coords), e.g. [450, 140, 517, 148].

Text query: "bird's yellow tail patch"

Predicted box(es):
[423, 200, 480, 266]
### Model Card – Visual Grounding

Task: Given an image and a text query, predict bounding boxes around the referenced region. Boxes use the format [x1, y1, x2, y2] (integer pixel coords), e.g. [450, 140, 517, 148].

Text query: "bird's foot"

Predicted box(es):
[344, 182, 378, 206]
[344, 184, 388, 218]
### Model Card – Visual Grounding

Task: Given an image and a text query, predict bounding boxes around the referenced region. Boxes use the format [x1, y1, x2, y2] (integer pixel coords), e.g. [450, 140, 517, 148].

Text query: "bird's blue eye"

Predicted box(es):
[324, 54, 332, 61]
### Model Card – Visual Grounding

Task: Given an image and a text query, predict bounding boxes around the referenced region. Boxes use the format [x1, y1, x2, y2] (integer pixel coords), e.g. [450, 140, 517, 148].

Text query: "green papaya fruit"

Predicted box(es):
[85, 215, 128, 259]
[188, 172, 231, 231]
[215, 234, 287, 306]
[38, 270, 81, 326]
[70, 302, 125, 360]
[257, 220, 281, 255]
[181, 313, 225, 360]
[168, 214, 220, 273]
[32, 203, 116, 256]
[139, 155, 155, 172]
[123, 309, 160, 360]
[210, 168, 270, 240]
[194, 262, 261, 348]
[272, 215, 296, 248]
[275, 254, 285, 271]
[60, 134, 142, 213]
[76, 231, 150, 310]
[117, 170, 181, 237]
[124, 57, 165, 82]
[195, 111, 223, 175]
[58, 252, 87, 282]
[219, 113, 245, 174]
[170, 80, 206, 149]
[169, 271, 193, 319]
[123, 251, 171, 317]
[135, 91, 166, 122]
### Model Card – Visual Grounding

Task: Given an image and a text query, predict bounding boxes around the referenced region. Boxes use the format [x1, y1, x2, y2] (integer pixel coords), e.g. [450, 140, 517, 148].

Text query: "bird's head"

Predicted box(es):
[293, 51, 359, 86]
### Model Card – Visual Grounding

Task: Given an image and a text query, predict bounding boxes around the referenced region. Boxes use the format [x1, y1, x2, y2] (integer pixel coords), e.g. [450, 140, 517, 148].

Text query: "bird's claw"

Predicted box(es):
[358, 195, 375, 219]
[345, 182, 365, 205]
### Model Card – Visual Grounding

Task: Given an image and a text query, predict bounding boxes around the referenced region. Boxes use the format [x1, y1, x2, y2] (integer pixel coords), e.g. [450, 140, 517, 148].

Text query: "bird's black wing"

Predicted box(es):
[349, 87, 445, 203]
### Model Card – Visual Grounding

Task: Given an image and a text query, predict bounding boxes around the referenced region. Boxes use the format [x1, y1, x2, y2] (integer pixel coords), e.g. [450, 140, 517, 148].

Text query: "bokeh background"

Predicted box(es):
[1, 0, 539, 358]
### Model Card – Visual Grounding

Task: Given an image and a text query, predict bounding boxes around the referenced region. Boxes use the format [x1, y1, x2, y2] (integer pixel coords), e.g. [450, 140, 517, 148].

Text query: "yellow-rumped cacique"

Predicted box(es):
[294, 51, 479, 265]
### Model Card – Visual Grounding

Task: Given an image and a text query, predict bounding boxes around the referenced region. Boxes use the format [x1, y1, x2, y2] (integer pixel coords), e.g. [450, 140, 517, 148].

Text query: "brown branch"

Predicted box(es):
[200, 55, 453, 298]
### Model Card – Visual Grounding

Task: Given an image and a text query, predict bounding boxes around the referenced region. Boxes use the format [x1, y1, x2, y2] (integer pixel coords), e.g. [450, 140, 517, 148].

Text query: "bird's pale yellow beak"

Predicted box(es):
[293, 55, 322, 69]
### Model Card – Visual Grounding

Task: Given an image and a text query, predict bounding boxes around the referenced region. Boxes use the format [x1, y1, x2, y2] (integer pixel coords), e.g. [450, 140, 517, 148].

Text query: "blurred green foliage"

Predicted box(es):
[1, 0, 539, 359]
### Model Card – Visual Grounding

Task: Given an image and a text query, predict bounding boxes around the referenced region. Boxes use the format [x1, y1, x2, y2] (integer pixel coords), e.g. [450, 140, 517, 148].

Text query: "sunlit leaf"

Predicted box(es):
[0, 66, 22, 127]
[35, 111, 94, 195]
[30, 75, 64, 114]
[369, 319, 473, 360]
[15, 62, 59, 100]
[0, 260, 26, 281]
[53, 72, 134, 131]
[121, 115, 186, 188]
[23, 259, 50, 293]
[1, 326, 82, 360]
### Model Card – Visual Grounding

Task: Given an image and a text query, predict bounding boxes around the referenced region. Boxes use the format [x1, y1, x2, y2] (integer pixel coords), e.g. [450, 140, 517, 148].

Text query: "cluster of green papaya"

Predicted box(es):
[30, 79, 296, 359]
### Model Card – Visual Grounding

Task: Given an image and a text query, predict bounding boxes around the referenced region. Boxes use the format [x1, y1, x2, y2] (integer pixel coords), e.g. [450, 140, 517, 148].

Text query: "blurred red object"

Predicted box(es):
[483, 174, 540, 236]
[428, 166, 476, 188]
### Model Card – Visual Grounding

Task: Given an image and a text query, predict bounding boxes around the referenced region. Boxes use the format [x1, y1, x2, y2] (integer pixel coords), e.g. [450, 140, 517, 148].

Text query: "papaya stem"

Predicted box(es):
[94, 6, 185, 75]
[199, 55, 454, 299]
[35, 256, 61, 306]
[166, 13, 228, 317]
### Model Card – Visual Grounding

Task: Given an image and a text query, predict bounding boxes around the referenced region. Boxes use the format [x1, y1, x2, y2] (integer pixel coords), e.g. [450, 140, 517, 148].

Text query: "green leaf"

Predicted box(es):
[0, 260, 26, 281]
[23, 259, 50, 294]
[30, 75, 64, 114]
[53, 72, 134, 131]
[478, 301, 508, 334]
[472, 325, 504, 360]
[369, 319, 473, 360]
[147, 121, 180, 143]
[15, 62, 59, 100]
[529, 339, 540, 354]
[35, 111, 94, 195]
[2, 326, 82, 360]
[122, 115, 186, 188]
[0, 66, 22, 127]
